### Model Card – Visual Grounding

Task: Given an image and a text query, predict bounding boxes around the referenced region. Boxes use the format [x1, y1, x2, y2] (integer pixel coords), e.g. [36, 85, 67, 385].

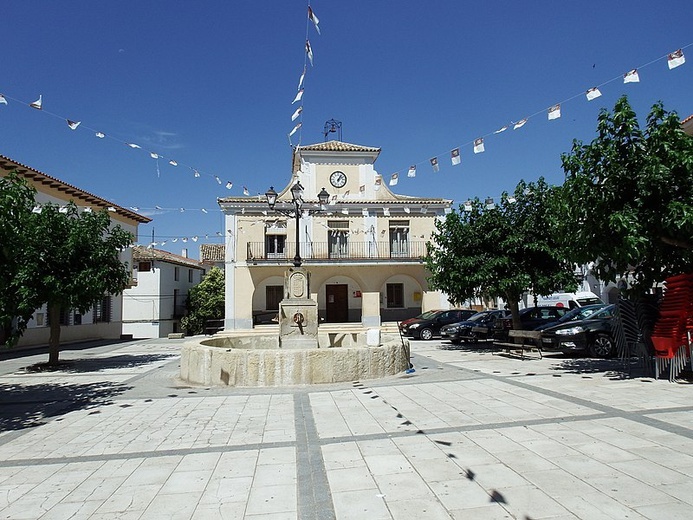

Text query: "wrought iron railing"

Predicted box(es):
[246, 241, 427, 263]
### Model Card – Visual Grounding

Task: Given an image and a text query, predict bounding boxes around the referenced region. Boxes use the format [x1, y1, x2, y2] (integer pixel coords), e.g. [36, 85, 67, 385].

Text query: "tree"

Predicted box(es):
[558, 96, 693, 295]
[425, 178, 577, 329]
[0, 172, 39, 346]
[181, 266, 225, 335]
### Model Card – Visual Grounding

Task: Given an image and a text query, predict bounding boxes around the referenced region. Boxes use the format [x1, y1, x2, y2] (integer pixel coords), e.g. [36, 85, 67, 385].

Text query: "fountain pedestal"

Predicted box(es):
[279, 267, 319, 349]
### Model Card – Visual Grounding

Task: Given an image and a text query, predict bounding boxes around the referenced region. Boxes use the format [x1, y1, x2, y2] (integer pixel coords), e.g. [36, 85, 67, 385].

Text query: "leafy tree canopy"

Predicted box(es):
[181, 266, 225, 335]
[558, 96, 693, 294]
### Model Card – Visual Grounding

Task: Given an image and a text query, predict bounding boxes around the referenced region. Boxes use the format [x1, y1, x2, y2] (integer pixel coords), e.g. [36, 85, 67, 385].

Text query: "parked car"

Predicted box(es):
[539, 304, 617, 357]
[401, 309, 477, 340]
[537, 291, 604, 309]
[399, 310, 443, 333]
[533, 303, 608, 331]
[440, 310, 510, 344]
[494, 306, 570, 341]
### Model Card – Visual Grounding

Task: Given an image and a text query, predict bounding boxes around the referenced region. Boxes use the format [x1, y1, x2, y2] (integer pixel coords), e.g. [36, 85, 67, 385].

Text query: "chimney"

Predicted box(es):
[181, 248, 188, 258]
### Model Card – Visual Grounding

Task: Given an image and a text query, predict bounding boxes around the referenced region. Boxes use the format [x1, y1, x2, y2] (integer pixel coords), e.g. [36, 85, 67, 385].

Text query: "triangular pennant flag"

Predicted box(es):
[95, 131, 105, 138]
[30, 95, 42, 110]
[306, 40, 314, 66]
[84, 207, 93, 213]
[192, 236, 198, 242]
[225, 181, 233, 189]
[32, 205, 42, 214]
[623, 69, 639, 83]
[463, 200, 473, 212]
[308, 6, 320, 34]
[383, 207, 390, 216]
[668, 49, 685, 69]
[150, 152, 159, 159]
[155, 205, 162, 210]
[243, 186, 250, 196]
[179, 207, 185, 212]
[194, 169, 200, 178]
[403, 207, 410, 214]
[0, 94, 7, 105]
[430, 157, 440, 172]
[341, 208, 349, 215]
[548, 104, 561, 120]
[292, 89, 304, 104]
[291, 106, 303, 121]
[289, 122, 302, 137]
[389, 173, 399, 186]
[473, 138, 485, 154]
[420, 205, 428, 214]
[127, 143, 141, 149]
[374, 175, 382, 191]
[182, 237, 188, 243]
[343, 190, 350, 197]
[215, 176, 222, 184]
[59, 206, 69, 214]
[66, 119, 81, 130]
[513, 118, 527, 130]
[494, 125, 508, 134]
[169, 160, 178, 166]
[359, 184, 365, 193]
[586, 87, 602, 101]
[451, 148, 461, 165]
[361, 208, 369, 216]
[201, 208, 208, 213]
[172, 238, 178, 242]
[298, 66, 306, 91]
[407, 165, 416, 178]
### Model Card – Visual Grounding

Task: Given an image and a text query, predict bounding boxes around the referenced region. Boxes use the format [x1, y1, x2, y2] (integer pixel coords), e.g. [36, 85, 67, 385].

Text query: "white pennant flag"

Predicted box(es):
[308, 6, 320, 34]
[403, 207, 410, 214]
[66, 119, 81, 130]
[169, 160, 178, 167]
[291, 106, 303, 121]
[494, 125, 508, 134]
[473, 138, 485, 154]
[451, 148, 461, 165]
[150, 152, 159, 159]
[430, 157, 439, 172]
[0, 94, 7, 105]
[548, 104, 561, 120]
[407, 165, 416, 178]
[292, 89, 304, 104]
[127, 143, 141, 149]
[374, 176, 382, 191]
[623, 69, 639, 83]
[95, 131, 105, 138]
[668, 49, 685, 69]
[513, 118, 528, 130]
[201, 208, 208, 213]
[215, 176, 222, 184]
[586, 87, 602, 101]
[243, 186, 250, 196]
[362, 208, 369, 216]
[389, 173, 399, 186]
[30, 95, 42, 110]
[463, 200, 473, 212]
[193, 169, 200, 178]
[225, 181, 233, 189]
[306, 40, 314, 66]
[297, 67, 306, 90]
[383, 207, 390, 216]
[289, 122, 302, 137]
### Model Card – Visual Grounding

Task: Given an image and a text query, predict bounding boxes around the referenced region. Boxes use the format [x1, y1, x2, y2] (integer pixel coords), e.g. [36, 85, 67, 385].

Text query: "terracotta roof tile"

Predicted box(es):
[133, 245, 205, 269]
[200, 243, 225, 262]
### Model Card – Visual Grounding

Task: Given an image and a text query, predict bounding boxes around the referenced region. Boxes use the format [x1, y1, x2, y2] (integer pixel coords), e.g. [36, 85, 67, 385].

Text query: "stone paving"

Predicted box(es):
[1, 337, 692, 519]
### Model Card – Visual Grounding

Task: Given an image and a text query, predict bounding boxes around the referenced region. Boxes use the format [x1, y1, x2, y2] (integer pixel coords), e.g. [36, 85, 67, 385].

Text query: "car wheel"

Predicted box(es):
[419, 328, 433, 341]
[589, 334, 614, 358]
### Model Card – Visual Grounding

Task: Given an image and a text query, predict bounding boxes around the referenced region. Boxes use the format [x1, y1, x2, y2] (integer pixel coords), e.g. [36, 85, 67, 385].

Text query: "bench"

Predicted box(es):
[493, 330, 543, 359]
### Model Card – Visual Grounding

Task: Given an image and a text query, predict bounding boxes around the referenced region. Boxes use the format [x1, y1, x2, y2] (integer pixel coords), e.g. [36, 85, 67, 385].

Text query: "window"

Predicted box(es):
[266, 234, 286, 258]
[266, 285, 283, 311]
[138, 261, 152, 272]
[58, 308, 71, 326]
[73, 312, 82, 325]
[328, 220, 349, 258]
[386, 283, 404, 308]
[188, 269, 193, 283]
[93, 296, 112, 323]
[389, 220, 409, 257]
[174, 266, 180, 281]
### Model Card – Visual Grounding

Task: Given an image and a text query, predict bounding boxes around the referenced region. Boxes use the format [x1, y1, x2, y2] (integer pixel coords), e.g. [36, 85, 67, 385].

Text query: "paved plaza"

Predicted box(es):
[1, 336, 692, 519]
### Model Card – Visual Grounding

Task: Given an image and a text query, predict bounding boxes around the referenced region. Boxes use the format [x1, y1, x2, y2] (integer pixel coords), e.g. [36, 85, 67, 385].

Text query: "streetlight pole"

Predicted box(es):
[265, 182, 330, 267]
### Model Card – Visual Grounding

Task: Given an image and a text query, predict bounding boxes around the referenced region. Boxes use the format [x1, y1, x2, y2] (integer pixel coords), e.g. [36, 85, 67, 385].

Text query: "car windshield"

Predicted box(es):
[557, 305, 605, 323]
[589, 305, 616, 319]
[417, 310, 440, 320]
[468, 312, 491, 322]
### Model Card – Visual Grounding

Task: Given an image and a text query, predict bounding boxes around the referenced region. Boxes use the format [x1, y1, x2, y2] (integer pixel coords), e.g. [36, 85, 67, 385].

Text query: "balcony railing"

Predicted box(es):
[246, 241, 427, 263]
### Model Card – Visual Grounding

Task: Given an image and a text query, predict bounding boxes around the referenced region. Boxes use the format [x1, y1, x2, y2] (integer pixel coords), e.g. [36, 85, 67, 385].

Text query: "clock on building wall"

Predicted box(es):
[329, 170, 347, 188]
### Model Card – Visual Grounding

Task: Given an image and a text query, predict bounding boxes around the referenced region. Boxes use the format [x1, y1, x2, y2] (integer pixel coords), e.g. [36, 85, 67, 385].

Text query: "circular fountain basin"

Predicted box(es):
[180, 331, 410, 387]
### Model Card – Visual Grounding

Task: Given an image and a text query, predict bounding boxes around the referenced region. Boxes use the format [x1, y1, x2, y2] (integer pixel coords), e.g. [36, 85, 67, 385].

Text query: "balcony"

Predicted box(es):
[246, 241, 427, 264]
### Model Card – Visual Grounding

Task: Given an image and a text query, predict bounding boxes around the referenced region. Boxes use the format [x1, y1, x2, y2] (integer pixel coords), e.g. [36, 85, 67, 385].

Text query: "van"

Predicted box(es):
[537, 291, 603, 309]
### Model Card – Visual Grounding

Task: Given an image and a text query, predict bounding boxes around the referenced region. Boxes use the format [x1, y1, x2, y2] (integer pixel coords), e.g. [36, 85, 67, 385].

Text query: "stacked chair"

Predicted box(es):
[651, 273, 693, 381]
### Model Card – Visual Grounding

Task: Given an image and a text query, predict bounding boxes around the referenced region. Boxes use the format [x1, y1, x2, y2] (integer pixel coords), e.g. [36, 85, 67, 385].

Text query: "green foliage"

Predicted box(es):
[181, 267, 225, 335]
[425, 178, 577, 326]
[558, 96, 693, 294]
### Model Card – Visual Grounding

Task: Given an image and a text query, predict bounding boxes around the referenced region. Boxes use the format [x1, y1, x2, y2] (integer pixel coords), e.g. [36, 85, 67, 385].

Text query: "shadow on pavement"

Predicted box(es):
[438, 340, 498, 352]
[22, 353, 176, 374]
[0, 380, 132, 431]
[548, 356, 655, 380]
[0, 338, 137, 361]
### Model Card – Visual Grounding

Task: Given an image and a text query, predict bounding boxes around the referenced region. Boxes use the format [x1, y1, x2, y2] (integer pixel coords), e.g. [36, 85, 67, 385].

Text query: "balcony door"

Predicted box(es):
[325, 284, 349, 323]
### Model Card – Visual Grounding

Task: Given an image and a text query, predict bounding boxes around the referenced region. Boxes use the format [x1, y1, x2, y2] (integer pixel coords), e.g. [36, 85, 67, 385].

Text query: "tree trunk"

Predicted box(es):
[506, 297, 522, 331]
[48, 302, 62, 366]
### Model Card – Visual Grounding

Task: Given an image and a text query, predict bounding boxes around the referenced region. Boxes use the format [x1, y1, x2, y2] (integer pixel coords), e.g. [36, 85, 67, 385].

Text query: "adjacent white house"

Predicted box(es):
[0, 154, 151, 347]
[122, 246, 206, 338]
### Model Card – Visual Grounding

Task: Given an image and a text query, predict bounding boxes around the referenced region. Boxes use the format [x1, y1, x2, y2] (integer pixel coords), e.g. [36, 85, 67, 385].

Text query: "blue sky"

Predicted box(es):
[2, 1, 691, 258]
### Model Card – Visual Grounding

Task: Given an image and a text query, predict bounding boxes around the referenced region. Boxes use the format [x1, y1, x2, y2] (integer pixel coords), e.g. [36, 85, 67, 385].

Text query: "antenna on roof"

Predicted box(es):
[323, 119, 342, 141]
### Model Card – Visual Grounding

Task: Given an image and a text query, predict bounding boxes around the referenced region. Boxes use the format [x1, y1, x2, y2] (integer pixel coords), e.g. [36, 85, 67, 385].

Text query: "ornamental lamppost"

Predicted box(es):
[265, 182, 330, 267]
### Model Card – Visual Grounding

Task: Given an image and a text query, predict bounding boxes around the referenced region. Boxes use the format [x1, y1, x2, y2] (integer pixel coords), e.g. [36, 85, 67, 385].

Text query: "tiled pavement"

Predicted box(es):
[1, 338, 693, 519]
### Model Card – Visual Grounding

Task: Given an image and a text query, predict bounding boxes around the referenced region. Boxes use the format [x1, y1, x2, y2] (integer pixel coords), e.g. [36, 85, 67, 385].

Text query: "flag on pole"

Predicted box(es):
[0, 94, 7, 105]
[407, 165, 416, 178]
[451, 148, 461, 165]
[289, 122, 302, 137]
[389, 173, 399, 186]
[292, 89, 304, 104]
[291, 106, 302, 121]
[430, 157, 439, 172]
[66, 119, 81, 130]
[30, 95, 42, 110]
[586, 87, 602, 101]
[297, 67, 306, 90]
[308, 6, 320, 34]
[494, 125, 508, 134]
[306, 40, 314, 66]
[623, 69, 640, 83]
[548, 104, 561, 120]
[473, 138, 485, 154]
[513, 118, 528, 130]
[668, 49, 685, 69]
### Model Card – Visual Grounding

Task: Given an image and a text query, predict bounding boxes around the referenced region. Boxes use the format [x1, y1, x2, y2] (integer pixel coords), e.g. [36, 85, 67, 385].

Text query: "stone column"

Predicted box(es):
[361, 291, 381, 328]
